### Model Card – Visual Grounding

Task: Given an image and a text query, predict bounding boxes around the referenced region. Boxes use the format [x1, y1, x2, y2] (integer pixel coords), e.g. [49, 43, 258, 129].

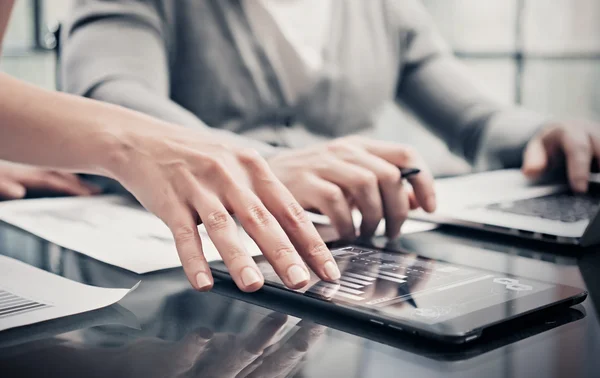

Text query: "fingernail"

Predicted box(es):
[241, 267, 262, 287]
[195, 272, 212, 290]
[323, 260, 341, 280]
[287, 265, 309, 286]
[8, 186, 26, 199]
[427, 196, 437, 212]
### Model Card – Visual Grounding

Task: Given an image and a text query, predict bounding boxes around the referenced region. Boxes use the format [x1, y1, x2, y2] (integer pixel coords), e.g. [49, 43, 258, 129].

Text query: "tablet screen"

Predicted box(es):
[252, 245, 554, 325]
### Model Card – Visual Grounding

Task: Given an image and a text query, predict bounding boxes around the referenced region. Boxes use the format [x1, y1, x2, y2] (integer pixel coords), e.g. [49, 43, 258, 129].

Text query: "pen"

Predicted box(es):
[399, 168, 421, 179]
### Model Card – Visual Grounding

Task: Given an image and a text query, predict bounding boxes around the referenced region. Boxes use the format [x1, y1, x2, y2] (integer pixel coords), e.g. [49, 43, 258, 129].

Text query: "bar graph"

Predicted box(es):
[336, 286, 364, 296]
[333, 291, 364, 302]
[308, 266, 411, 304]
[0, 289, 49, 319]
[376, 271, 407, 284]
[339, 281, 363, 289]
[345, 272, 376, 281]
[340, 276, 373, 286]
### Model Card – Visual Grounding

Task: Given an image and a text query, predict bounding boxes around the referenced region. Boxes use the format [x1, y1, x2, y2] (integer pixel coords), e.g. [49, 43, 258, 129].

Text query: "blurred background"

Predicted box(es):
[1, 0, 599, 173]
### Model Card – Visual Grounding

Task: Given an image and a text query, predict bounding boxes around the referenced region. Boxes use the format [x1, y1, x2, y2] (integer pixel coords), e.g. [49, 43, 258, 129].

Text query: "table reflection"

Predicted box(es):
[0, 310, 325, 378]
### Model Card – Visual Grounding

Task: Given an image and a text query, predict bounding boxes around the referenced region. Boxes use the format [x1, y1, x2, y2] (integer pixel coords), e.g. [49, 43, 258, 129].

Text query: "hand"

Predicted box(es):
[106, 125, 340, 293]
[0, 161, 99, 200]
[523, 122, 600, 192]
[266, 136, 436, 240]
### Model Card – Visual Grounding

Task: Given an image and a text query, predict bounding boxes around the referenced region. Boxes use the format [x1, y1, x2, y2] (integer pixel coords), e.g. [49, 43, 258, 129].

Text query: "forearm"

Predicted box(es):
[472, 106, 548, 170]
[398, 57, 547, 169]
[0, 72, 166, 177]
[89, 79, 281, 158]
[391, 0, 547, 170]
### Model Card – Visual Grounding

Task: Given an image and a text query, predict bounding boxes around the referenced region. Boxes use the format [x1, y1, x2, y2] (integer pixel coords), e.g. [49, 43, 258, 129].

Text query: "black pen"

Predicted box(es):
[399, 168, 421, 180]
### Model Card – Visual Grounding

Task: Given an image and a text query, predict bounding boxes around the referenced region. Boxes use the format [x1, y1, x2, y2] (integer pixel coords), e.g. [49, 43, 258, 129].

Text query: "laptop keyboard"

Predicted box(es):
[485, 193, 600, 223]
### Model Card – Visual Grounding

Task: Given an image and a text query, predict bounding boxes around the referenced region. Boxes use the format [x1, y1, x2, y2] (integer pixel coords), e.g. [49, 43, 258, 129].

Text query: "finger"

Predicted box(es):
[522, 136, 549, 179]
[561, 131, 592, 192]
[339, 150, 408, 239]
[194, 192, 265, 293]
[243, 154, 340, 282]
[317, 159, 383, 238]
[50, 172, 102, 194]
[0, 180, 26, 200]
[226, 188, 312, 290]
[359, 141, 436, 213]
[394, 188, 411, 237]
[589, 132, 600, 173]
[167, 208, 214, 291]
[407, 188, 419, 210]
[306, 177, 355, 240]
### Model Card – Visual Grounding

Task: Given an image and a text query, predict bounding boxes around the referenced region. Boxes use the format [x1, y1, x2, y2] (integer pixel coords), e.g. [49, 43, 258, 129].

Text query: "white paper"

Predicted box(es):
[0, 255, 137, 332]
[307, 210, 438, 235]
[408, 169, 567, 225]
[425, 169, 562, 210]
[0, 196, 435, 276]
[0, 196, 262, 274]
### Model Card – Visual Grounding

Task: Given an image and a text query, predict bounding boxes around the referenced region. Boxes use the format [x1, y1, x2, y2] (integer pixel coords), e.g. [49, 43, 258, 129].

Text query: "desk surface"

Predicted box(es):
[0, 223, 598, 378]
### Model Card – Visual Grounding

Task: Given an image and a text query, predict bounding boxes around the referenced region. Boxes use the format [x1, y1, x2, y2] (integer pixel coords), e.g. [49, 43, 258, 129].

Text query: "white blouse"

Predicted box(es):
[242, 0, 333, 104]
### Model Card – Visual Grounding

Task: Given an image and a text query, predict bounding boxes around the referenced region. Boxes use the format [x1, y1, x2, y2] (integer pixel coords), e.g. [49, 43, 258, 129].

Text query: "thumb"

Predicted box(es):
[522, 137, 548, 179]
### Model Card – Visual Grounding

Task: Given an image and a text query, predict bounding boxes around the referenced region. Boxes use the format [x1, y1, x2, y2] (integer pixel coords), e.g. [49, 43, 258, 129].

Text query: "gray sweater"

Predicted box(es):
[61, 0, 546, 171]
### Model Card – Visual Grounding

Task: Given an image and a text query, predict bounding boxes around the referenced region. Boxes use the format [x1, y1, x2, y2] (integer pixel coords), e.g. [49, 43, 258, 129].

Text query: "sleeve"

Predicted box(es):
[60, 0, 280, 157]
[390, 0, 549, 170]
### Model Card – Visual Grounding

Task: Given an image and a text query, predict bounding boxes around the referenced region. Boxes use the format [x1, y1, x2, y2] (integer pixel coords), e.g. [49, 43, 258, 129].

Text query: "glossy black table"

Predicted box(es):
[0, 222, 598, 378]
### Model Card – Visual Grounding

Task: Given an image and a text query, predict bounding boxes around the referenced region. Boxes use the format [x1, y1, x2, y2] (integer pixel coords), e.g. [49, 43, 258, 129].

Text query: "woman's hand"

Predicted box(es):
[267, 136, 437, 240]
[0, 161, 98, 200]
[523, 121, 600, 192]
[104, 124, 340, 293]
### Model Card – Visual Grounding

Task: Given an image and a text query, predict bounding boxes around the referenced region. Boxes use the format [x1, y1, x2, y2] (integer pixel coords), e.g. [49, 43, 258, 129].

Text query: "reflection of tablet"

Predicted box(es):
[210, 242, 587, 344]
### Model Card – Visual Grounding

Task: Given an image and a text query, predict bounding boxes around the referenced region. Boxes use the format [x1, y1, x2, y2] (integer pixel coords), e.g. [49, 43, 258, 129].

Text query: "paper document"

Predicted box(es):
[307, 210, 438, 235]
[0, 255, 137, 332]
[0, 196, 262, 274]
[424, 169, 561, 210]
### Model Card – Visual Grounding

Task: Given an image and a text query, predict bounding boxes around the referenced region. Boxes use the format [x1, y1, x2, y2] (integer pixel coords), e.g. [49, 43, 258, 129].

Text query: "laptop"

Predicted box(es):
[410, 169, 600, 246]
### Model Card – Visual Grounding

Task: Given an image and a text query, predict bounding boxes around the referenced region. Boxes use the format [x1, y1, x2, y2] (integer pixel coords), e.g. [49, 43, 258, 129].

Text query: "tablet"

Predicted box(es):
[210, 242, 587, 343]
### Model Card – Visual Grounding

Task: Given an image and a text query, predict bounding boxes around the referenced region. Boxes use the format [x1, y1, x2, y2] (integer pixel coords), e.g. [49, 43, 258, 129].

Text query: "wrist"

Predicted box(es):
[86, 115, 145, 183]
[87, 107, 174, 182]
